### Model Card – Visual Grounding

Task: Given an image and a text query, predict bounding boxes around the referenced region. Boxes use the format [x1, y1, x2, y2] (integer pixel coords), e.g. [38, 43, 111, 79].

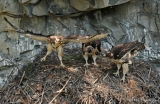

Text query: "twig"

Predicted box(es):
[39, 83, 46, 104]
[132, 70, 146, 83]
[88, 95, 91, 104]
[27, 84, 37, 95]
[44, 95, 49, 103]
[147, 68, 151, 81]
[156, 85, 160, 98]
[20, 88, 31, 104]
[39, 90, 45, 104]
[5, 85, 15, 103]
[18, 71, 25, 86]
[127, 74, 144, 84]
[76, 97, 82, 104]
[93, 72, 105, 84]
[34, 98, 40, 104]
[48, 76, 71, 104]
[103, 73, 109, 81]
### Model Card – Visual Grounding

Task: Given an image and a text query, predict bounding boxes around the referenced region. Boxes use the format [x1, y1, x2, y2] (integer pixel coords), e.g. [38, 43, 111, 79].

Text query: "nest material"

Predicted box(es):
[0, 48, 160, 104]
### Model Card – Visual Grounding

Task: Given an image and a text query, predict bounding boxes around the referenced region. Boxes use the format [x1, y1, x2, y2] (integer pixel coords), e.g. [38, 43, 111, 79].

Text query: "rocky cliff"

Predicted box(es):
[0, 0, 160, 89]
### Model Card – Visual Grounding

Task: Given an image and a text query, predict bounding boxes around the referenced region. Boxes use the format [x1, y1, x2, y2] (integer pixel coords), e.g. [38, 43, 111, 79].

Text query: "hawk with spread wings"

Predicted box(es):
[105, 40, 145, 82]
[4, 17, 107, 68]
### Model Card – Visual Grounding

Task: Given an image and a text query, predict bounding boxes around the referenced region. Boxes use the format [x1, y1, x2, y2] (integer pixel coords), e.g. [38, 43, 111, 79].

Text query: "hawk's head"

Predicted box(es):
[86, 46, 94, 54]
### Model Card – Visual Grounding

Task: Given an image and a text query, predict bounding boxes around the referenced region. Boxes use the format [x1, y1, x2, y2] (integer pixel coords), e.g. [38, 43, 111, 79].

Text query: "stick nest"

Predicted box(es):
[1, 48, 160, 104]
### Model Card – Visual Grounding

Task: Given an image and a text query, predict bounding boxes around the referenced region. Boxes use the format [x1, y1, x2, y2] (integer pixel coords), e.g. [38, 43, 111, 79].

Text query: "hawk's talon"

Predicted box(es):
[93, 63, 99, 67]
[113, 71, 119, 76]
[121, 76, 125, 83]
[41, 57, 46, 61]
[60, 64, 65, 68]
[84, 63, 90, 68]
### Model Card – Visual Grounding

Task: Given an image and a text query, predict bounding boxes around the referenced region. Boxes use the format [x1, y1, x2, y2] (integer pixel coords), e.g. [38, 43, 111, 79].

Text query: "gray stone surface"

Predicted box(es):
[0, 0, 23, 15]
[0, 0, 160, 89]
[32, 0, 48, 16]
[70, 0, 130, 11]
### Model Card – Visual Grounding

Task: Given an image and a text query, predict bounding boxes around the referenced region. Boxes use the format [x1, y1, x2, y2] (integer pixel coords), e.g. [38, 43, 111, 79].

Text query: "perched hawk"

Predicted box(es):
[4, 17, 107, 68]
[82, 40, 101, 67]
[105, 40, 145, 82]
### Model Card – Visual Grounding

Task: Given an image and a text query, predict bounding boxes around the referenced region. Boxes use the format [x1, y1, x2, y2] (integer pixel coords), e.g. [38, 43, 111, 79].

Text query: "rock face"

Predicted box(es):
[0, 0, 160, 89]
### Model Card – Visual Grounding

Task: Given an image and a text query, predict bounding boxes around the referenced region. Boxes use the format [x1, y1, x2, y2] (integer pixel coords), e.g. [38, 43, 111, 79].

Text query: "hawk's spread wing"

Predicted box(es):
[64, 34, 107, 43]
[4, 17, 107, 44]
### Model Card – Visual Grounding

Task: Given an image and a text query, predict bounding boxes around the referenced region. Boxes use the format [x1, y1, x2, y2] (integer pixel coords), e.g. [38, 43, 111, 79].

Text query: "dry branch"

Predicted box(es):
[48, 76, 71, 104]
